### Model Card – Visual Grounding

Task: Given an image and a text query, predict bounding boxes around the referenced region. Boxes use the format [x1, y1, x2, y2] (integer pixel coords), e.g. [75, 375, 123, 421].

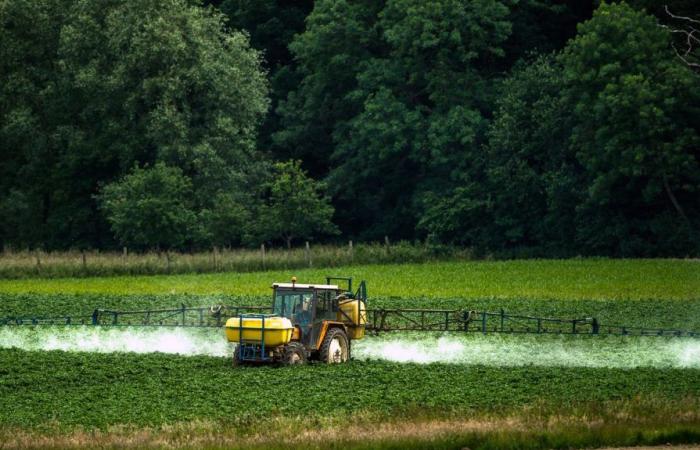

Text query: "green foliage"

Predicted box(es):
[561, 2, 700, 256]
[278, 0, 512, 239]
[274, 0, 382, 177]
[219, 0, 311, 72]
[218, 0, 313, 156]
[0, 257, 698, 447]
[254, 161, 339, 247]
[97, 164, 197, 250]
[271, 0, 595, 244]
[421, 3, 700, 257]
[0, 259, 697, 301]
[0, 0, 268, 250]
[502, 1, 593, 65]
[1, 0, 699, 257]
[420, 55, 580, 253]
[1, 347, 699, 432]
[0, 347, 695, 428]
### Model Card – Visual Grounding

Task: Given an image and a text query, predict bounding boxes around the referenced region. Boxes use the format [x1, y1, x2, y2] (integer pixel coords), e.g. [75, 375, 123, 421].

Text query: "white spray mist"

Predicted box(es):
[352, 333, 700, 368]
[0, 326, 232, 357]
[1, 327, 699, 368]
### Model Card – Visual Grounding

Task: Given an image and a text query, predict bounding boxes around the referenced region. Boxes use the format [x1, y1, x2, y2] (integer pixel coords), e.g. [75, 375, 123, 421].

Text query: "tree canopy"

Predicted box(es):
[1, 0, 698, 256]
[0, 0, 268, 249]
[254, 161, 339, 248]
[562, 2, 700, 255]
[98, 163, 197, 251]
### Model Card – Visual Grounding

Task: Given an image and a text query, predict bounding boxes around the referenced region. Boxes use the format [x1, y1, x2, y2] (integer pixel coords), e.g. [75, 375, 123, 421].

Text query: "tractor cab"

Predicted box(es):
[272, 277, 365, 348]
[225, 276, 367, 365]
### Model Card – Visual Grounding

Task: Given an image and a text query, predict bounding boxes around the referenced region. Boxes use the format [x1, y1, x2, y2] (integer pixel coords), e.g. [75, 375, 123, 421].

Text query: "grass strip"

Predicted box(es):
[1, 402, 699, 449]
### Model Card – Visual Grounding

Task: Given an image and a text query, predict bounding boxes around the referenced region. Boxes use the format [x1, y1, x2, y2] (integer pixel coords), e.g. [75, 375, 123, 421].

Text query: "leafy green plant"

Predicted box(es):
[252, 160, 339, 248]
[0, 259, 696, 301]
[0, 348, 699, 431]
[98, 163, 198, 251]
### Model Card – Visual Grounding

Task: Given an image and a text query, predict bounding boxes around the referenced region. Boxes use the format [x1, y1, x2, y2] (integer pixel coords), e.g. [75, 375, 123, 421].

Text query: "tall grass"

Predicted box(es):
[0, 242, 471, 279]
[4, 419, 700, 450]
[0, 388, 700, 450]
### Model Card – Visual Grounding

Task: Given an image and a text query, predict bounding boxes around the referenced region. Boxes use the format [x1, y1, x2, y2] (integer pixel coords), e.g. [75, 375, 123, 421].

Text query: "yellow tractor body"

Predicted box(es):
[224, 316, 293, 346]
[225, 276, 367, 365]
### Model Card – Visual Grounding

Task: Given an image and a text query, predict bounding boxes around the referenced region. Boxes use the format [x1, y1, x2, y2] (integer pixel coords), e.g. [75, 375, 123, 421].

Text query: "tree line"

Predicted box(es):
[1, 0, 698, 256]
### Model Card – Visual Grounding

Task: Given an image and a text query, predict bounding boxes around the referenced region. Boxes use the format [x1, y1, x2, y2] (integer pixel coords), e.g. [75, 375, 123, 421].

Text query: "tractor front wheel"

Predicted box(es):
[282, 342, 307, 365]
[319, 328, 349, 363]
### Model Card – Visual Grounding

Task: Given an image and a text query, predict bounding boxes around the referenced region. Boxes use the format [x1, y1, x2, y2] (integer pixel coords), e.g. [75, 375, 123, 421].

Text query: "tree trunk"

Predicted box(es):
[662, 173, 688, 222]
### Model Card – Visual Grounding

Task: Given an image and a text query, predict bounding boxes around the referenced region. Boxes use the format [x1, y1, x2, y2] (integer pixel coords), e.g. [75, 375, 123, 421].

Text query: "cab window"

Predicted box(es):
[273, 291, 313, 319]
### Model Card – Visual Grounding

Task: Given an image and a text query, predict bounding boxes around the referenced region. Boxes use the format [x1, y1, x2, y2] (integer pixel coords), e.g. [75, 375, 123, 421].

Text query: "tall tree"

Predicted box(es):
[501, 0, 594, 68]
[274, 0, 382, 177]
[561, 2, 700, 255]
[254, 161, 339, 248]
[0, 0, 268, 250]
[97, 163, 198, 251]
[419, 55, 581, 255]
[279, 0, 512, 240]
[218, 0, 313, 155]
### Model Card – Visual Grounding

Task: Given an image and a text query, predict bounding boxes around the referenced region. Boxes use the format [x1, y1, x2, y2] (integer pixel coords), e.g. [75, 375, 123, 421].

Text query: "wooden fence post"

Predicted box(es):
[35, 249, 41, 270]
[349, 240, 354, 263]
[81, 250, 87, 270]
[261, 243, 266, 270]
[384, 235, 390, 255]
[305, 241, 311, 267]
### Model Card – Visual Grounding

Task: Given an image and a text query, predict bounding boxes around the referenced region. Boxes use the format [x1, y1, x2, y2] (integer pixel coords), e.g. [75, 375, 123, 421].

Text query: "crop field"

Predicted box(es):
[1, 259, 699, 449]
[4, 0, 700, 448]
[1, 258, 698, 299]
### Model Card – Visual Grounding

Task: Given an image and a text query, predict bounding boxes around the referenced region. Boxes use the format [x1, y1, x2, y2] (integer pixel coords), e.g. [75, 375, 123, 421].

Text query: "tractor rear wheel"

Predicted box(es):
[282, 342, 307, 365]
[232, 346, 242, 367]
[319, 328, 349, 363]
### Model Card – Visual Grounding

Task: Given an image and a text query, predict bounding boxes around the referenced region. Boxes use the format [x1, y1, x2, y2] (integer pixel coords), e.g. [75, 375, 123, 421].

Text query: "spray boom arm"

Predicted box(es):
[2, 305, 697, 338]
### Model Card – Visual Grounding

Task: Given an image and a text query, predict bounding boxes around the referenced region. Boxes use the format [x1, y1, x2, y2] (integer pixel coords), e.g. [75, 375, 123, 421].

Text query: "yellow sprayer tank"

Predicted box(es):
[337, 298, 367, 339]
[225, 316, 293, 346]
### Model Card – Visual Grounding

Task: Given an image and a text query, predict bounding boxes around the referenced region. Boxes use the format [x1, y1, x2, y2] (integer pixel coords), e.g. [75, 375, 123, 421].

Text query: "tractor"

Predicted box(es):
[224, 276, 367, 365]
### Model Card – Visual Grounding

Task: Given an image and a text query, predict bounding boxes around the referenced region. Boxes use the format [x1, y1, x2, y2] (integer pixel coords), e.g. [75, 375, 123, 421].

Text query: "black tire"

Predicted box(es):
[282, 342, 307, 365]
[232, 346, 242, 367]
[319, 328, 350, 364]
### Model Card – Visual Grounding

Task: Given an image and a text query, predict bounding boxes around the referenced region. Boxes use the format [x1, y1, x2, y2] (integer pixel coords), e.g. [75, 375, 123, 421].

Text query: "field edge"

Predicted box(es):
[2, 412, 700, 450]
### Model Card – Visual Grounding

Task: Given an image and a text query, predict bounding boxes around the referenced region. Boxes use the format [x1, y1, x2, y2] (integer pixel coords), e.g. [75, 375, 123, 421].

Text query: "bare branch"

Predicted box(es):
[664, 5, 700, 72]
[672, 43, 700, 69]
[665, 5, 700, 25]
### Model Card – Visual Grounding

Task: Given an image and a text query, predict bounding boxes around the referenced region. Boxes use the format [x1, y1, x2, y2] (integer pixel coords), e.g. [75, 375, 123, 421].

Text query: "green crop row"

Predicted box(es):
[1, 348, 699, 431]
[0, 259, 697, 300]
[2, 293, 700, 330]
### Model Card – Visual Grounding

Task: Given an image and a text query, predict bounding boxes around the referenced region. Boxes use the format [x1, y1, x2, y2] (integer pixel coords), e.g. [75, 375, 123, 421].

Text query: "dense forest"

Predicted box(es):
[1, 0, 698, 256]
